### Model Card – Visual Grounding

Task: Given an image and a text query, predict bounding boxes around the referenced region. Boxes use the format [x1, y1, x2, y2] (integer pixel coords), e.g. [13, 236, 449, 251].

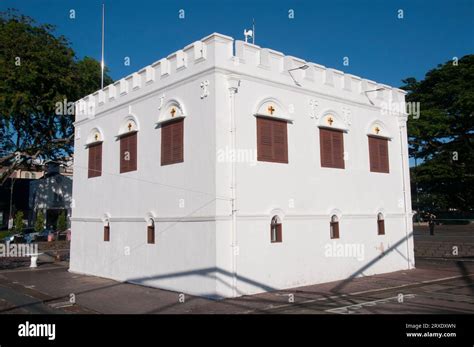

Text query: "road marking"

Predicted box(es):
[0, 264, 67, 274]
[240, 273, 474, 314]
[325, 294, 416, 314]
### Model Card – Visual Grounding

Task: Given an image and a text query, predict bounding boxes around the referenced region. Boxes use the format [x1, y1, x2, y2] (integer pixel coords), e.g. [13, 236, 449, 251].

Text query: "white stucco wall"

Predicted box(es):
[70, 33, 414, 299]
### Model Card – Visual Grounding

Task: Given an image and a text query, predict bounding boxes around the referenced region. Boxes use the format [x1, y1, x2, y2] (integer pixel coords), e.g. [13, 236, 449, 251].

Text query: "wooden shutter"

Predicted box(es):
[257, 117, 273, 162]
[330, 221, 340, 239]
[332, 131, 344, 169]
[104, 225, 110, 242]
[320, 128, 333, 167]
[276, 223, 282, 242]
[377, 219, 385, 235]
[272, 120, 288, 163]
[161, 119, 184, 166]
[147, 225, 155, 244]
[368, 136, 380, 172]
[270, 222, 283, 243]
[120, 132, 137, 173]
[88, 143, 102, 178]
[378, 139, 389, 173]
[257, 117, 288, 163]
[320, 128, 344, 169]
[369, 136, 389, 173]
[172, 119, 184, 163]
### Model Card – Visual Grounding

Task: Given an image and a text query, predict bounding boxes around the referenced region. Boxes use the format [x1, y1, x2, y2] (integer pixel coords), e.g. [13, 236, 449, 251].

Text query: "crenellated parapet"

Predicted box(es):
[75, 33, 407, 123]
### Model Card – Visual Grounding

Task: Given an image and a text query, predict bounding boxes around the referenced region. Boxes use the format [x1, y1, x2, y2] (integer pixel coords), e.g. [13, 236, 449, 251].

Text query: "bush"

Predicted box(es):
[13, 211, 25, 234]
[56, 211, 67, 232]
[34, 211, 45, 232]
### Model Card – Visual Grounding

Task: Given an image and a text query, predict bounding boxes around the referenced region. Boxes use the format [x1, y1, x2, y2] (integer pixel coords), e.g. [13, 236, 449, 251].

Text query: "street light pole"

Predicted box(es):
[8, 177, 16, 229]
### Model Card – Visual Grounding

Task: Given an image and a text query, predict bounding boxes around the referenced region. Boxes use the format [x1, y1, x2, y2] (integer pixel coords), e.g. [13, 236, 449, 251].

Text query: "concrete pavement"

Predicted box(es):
[0, 257, 473, 314]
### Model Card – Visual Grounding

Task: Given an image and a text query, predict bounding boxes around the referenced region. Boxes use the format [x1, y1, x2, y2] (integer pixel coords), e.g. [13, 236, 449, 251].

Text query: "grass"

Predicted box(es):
[0, 230, 15, 240]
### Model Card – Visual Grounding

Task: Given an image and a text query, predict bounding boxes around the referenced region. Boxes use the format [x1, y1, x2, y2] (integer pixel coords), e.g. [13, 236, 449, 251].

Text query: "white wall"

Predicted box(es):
[70, 33, 414, 298]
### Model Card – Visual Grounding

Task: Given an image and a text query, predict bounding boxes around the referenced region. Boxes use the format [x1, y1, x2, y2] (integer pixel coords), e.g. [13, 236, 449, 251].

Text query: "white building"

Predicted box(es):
[70, 33, 414, 299]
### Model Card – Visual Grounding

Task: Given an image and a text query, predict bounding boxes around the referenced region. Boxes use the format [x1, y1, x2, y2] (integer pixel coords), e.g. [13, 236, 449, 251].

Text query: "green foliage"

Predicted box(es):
[402, 55, 474, 211]
[0, 9, 113, 170]
[13, 210, 24, 233]
[34, 210, 45, 232]
[56, 211, 67, 232]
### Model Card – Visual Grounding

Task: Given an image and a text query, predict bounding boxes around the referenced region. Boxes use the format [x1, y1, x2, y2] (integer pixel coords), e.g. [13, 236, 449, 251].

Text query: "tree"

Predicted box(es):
[34, 210, 45, 232]
[0, 9, 113, 183]
[13, 210, 24, 233]
[56, 211, 67, 232]
[401, 55, 474, 211]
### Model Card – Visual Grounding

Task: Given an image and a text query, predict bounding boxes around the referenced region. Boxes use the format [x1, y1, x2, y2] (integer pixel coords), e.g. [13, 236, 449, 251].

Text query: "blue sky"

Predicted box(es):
[2, 0, 473, 88]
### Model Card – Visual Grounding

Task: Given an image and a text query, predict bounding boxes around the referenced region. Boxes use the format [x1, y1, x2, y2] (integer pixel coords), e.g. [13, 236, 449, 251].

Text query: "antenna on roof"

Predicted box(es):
[244, 18, 255, 44]
[244, 29, 253, 44]
[101, 3, 105, 89]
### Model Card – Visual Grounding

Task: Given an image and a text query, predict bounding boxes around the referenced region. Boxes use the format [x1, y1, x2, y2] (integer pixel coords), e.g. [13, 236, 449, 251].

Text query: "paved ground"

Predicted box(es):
[0, 257, 473, 314]
[413, 223, 474, 242]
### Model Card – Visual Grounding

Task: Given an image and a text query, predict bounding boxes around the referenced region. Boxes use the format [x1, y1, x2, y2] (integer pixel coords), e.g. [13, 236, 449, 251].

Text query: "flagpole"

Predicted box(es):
[101, 3, 105, 89]
[252, 18, 255, 45]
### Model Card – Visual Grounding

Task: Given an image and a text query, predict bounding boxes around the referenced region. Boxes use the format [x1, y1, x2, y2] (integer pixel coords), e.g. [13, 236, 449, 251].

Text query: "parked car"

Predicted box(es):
[35, 228, 55, 242]
[2, 234, 16, 243]
[22, 227, 39, 244]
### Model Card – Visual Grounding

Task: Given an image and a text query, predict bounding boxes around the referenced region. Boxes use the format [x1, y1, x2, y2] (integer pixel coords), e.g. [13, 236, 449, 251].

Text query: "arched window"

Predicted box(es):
[118, 118, 138, 173]
[330, 215, 340, 239]
[104, 221, 110, 242]
[377, 213, 385, 235]
[270, 216, 282, 243]
[147, 220, 155, 244]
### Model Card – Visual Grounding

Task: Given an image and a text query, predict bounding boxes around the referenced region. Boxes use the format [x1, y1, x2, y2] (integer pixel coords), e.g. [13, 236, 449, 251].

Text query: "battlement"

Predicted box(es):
[75, 33, 406, 123]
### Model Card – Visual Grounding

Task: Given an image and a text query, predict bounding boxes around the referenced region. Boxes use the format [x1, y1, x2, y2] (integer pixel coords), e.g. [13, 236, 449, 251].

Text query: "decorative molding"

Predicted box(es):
[71, 212, 408, 223]
[309, 99, 319, 119]
[341, 106, 352, 126]
[200, 80, 210, 99]
[158, 93, 166, 110]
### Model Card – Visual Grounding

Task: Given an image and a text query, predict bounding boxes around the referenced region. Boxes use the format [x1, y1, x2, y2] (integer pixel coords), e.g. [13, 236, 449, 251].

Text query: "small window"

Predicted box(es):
[104, 223, 110, 242]
[120, 132, 137, 173]
[320, 128, 345, 169]
[368, 136, 389, 173]
[377, 213, 385, 235]
[270, 216, 282, 243]
[161, 119, 184, 166]
[330, 215, 340, 239]
[147, 220, 155, 244]
[257, 117, 288, 163]
[88, 142, 103, 178]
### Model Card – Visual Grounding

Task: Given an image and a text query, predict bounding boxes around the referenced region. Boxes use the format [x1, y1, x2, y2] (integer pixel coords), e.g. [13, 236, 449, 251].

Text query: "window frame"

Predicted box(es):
[256, 116, 289, 164]
[319, 128, 345, 169]
[161, 118, 184, 166]
[88, 142, 103, 178]
[330, 215, 340, 239]
[270, 216, 283, 243]
[368, 136, 390, 173]
[104, 223, 110, 242]
[119, 131, 138, 173]
[377, 213, 385, 235]
[147, 221, 155, 244]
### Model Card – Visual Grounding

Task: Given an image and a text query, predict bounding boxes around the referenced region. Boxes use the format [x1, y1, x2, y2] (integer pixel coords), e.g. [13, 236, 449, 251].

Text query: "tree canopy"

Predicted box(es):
[0, 9, 113, 183]
[402, 55, 474, 211]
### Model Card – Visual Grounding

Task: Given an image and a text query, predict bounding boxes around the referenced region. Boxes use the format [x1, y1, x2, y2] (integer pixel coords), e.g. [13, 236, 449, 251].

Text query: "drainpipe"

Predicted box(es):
[228, 76, 240, 297]
[398, 114, 412, 269]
